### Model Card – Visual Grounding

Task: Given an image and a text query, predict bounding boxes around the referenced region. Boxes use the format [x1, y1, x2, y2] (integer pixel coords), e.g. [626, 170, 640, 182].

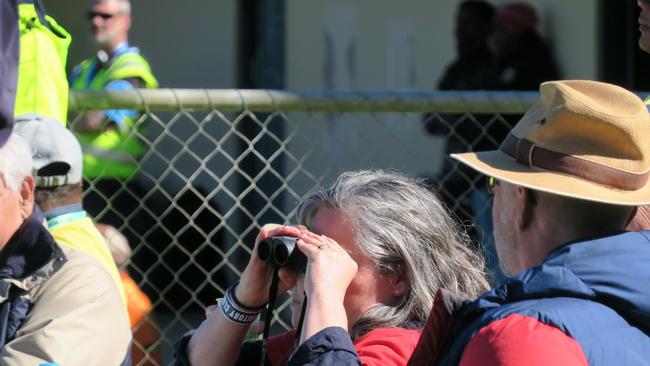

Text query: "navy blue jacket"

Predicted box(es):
[0, 216, 60, 346]
[438, 231, 650, 365]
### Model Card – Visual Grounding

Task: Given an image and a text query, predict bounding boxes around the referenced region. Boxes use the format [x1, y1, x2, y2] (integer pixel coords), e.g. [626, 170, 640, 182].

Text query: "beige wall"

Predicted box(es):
[286, 0, 599, 90]
[46, 0, 598, 89]
[540, 0, 599, 79]
[48, 0, 237, 88]
[287, 0, 457, 90]
[283, 0, 600, 185]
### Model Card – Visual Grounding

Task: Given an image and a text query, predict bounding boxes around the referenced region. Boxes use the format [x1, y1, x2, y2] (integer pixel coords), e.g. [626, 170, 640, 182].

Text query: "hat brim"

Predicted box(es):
[452, 150, 650, 206]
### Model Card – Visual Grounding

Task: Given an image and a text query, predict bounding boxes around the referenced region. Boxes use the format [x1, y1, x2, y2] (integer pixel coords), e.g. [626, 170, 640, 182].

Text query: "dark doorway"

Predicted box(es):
[601, 0, 650, 90]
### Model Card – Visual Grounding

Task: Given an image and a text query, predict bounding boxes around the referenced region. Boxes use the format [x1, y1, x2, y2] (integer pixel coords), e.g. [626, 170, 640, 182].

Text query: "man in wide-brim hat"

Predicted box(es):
[408, 80, 650, 366]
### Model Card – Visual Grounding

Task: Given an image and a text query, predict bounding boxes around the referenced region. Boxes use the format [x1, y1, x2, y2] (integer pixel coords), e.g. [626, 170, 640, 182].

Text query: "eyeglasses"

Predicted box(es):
[487, 176, 500, 196]
[87, 11, 116, 20]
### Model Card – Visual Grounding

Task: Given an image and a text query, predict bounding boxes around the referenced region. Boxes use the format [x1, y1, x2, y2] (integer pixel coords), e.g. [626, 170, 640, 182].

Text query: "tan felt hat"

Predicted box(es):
[452, 80, 650, 206]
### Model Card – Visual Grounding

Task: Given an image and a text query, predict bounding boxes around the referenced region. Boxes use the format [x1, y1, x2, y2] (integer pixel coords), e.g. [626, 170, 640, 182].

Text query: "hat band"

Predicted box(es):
[500, 133, 650, 191]
[35, 174, 69, 188]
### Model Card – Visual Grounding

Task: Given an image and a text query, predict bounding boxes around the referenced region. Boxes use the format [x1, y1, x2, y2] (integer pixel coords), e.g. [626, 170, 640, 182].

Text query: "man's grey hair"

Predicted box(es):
[297, 169, 490, 339]
[92, 0, 131, 15]
[0, 134, 32, 192]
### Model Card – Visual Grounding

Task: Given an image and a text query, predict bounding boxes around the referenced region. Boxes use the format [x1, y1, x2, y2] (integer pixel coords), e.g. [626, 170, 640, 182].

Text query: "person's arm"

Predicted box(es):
[0, 250, 131, 365]
[286, 231, 359, 365]
[184, 224, 302, 366]
[73, 78, 141, 133]
[459, 314, 588, 366]
[186, 301, 256, 366]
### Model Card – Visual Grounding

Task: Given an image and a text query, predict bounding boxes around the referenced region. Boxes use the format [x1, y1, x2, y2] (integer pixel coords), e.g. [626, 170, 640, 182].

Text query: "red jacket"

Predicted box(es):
[409, 289, 588, 366]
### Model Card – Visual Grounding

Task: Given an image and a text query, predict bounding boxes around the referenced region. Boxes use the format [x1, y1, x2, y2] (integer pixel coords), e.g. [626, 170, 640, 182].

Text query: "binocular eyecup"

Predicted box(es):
[258, 236, 307, 273]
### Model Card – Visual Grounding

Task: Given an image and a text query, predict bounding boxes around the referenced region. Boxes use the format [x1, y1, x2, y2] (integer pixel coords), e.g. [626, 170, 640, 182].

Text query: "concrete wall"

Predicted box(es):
[285, 0, 599, 90]
[282, 0, 600, 189]
[522, 0, 599, 80]
[47, 0, 598, 89]
[47, 0, 237, 88]
[286, 0, 456, 90]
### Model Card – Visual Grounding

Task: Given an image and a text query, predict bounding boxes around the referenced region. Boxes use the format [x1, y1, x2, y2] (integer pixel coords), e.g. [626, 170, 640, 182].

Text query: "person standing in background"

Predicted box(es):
[69, 0, 157, 242]
[486, 1, 560, 90]
[425, 1, 561, 284]
[99, 222, 161, 366]
[425, 0, 502, 282]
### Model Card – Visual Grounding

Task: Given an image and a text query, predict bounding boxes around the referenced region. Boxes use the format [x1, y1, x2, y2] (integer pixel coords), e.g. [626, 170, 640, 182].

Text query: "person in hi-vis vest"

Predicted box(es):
[69, 0, 157, 241]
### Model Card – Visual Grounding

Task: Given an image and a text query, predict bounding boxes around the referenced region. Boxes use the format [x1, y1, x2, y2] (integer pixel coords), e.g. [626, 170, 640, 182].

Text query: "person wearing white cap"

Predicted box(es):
[0, 127, 130, 365]
[14, 114, 128, 308]
[409, 80, 650, 365]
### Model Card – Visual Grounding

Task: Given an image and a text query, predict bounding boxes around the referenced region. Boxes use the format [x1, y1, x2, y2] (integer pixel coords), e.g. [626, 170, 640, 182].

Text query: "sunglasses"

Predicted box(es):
[87, 11, 117, 20]
[487, 176, 500, 196]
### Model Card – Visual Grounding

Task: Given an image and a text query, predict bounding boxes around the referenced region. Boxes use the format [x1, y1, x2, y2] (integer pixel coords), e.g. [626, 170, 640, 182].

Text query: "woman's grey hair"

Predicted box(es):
[0, 134, 32, 192]
[297, 169, 489, 339]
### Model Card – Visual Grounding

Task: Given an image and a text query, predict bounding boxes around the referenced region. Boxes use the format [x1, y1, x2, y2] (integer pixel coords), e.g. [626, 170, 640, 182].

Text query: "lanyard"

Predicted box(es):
[47, 211, 87, 229]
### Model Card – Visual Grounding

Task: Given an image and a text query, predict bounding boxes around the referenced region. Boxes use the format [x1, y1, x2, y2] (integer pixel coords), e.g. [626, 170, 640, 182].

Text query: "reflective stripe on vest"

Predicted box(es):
[71, 50, 157, 180]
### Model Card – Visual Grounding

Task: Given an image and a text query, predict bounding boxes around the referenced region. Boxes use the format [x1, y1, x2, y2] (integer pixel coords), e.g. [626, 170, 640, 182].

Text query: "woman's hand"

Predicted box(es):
[296, 231, 358, 343]
[235, 224, 304, 308]
[297, 231, 358, 302]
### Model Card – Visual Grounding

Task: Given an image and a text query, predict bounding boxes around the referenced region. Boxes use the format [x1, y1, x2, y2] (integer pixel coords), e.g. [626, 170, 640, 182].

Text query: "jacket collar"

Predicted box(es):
[459, 230, 650, 332]
[0, 216, 66, 294]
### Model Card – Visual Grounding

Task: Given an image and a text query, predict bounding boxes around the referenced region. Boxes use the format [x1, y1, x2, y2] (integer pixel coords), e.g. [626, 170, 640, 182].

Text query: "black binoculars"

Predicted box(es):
[257, 236, 307, 273]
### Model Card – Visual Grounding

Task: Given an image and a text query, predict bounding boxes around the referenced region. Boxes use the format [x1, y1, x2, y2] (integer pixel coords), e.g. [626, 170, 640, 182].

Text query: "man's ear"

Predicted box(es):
[124, 15, 132, 31]
[516, 186, 537, 231]
[18, 176, 35, 220]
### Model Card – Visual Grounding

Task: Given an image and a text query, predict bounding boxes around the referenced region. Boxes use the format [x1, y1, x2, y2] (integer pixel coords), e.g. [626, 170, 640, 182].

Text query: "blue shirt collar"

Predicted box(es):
[43, 203, 84, 220]
[111, 42, 130, 58]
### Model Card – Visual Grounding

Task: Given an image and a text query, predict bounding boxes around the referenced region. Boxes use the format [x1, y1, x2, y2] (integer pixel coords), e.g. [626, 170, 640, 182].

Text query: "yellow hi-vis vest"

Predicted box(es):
[14, 1, 71, 125]
[48, 214, 128, 310]
[70, 50, 158, 180]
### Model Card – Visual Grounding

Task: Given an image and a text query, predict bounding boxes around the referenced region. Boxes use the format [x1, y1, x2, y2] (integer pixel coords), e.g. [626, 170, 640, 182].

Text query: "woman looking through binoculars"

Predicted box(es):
[175, 170, 490, 366]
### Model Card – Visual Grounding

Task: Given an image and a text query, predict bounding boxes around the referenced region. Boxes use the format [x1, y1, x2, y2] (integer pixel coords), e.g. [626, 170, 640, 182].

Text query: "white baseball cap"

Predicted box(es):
[13, 114, 83, 187]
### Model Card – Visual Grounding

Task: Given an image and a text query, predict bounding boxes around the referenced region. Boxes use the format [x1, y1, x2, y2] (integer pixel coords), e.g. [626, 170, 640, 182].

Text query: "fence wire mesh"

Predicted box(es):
[68, 89, 536, 365]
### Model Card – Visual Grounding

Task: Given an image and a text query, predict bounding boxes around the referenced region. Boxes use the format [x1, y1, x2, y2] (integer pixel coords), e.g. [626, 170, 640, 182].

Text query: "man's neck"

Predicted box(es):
[101, 39, 129, 56]
[522, 223, 626, 272]
[517, 219, 574, 273]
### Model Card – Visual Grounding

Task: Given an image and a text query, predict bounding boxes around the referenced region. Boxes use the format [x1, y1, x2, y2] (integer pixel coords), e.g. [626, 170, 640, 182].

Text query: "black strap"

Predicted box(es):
[260, 268, 280, 366]
[258, 271, 310, 365]
[294, 293, 308, 348]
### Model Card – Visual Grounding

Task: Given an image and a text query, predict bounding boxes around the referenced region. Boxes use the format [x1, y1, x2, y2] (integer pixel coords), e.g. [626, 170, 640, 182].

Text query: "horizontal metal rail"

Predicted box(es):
[69, 89, 544, 114]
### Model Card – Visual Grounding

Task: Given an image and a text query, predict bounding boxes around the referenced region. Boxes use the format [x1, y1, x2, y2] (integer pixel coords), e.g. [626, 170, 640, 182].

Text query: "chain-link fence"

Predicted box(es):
[68, 89, 537, 365]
